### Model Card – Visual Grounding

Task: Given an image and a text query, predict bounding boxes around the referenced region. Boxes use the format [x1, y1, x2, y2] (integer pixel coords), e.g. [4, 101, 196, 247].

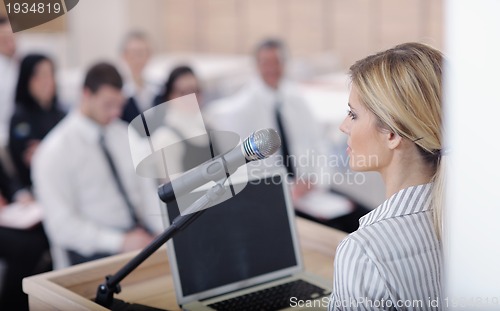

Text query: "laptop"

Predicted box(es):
[162, 169, 332, 310]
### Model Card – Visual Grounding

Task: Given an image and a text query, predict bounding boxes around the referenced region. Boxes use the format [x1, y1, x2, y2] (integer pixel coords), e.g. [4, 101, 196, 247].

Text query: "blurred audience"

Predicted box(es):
[32, 63, 163, 269]
[0, 16, 18, 149]
[1, 20, 56, 310]
[9, 54, 66, 189]
[204, 38, 368, 232]
[119, 30, 160, 123]
[204, 39, 324, 195]
[0, 161, 51, 311]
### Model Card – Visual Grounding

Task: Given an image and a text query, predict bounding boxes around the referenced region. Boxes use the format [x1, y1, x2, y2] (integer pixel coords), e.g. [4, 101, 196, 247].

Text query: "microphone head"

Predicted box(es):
[242, 128, 281, 161]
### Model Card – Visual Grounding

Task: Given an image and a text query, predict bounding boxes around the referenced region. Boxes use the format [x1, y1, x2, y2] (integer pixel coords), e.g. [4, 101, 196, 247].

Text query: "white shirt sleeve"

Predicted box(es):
[33, 144, 125, 256]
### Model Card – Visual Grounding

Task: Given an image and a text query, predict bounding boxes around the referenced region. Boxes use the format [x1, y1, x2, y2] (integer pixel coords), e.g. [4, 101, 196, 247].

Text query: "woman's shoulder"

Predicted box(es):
[10, 102, 53, 122]
[10, 103, 30, 120]
[52, 104, 67, 119]
[345, 208, 440, 263]
[337, 229, 373, 255]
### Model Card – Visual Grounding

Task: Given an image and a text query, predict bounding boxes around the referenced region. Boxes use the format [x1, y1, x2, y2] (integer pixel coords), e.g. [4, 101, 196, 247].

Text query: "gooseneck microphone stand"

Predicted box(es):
[95, 183, 227, 310]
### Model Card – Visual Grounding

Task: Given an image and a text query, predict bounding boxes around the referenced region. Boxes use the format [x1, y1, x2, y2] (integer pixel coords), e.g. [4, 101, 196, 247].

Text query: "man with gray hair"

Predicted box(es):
[119, 30, 160, 123]
[205, 39, 327, 202]
[205, 38, 368, 231]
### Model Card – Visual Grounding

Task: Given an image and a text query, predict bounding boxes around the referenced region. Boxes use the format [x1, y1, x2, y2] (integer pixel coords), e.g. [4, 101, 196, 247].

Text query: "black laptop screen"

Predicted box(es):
[166, 175, 298, 296]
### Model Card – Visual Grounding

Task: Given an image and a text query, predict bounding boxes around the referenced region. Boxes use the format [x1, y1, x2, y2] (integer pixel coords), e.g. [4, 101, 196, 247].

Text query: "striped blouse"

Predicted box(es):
[328, 183, 442, 311]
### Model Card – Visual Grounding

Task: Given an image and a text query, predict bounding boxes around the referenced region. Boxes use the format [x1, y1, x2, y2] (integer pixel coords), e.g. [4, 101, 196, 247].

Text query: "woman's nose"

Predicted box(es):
[339, 116, 350, 135]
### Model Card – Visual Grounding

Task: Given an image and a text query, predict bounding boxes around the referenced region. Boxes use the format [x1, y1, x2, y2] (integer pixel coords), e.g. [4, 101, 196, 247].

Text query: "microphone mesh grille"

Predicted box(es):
[243, 128, 281, 160]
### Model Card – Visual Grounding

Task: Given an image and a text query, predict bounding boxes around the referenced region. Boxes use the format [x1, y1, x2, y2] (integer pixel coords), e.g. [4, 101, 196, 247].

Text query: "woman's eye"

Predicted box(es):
[347, 109, 357, 120]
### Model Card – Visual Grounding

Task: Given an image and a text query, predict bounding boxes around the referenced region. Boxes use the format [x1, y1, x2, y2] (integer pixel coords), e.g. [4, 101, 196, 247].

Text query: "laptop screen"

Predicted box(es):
[165, 173, 301, 301]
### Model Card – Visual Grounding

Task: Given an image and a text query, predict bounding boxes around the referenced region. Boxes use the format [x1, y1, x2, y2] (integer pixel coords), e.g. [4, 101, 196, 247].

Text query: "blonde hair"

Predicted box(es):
[349, 42, 445, 238]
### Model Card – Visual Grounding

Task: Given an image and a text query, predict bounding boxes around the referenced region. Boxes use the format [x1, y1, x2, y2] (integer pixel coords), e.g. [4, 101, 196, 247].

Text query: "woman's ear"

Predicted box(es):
[386, 131, 402, 150]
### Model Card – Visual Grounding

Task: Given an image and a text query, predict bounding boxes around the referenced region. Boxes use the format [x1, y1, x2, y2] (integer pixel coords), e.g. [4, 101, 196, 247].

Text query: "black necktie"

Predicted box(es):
[275, 103, 295, 178]
[99, 134, 140, 229]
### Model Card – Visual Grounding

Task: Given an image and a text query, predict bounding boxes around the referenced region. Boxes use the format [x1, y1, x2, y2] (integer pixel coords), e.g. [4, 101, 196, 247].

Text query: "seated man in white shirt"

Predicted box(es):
[32, 63, 163, 268]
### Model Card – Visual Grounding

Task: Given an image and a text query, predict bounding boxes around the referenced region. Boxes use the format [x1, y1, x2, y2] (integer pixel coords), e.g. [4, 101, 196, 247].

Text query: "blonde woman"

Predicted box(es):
[329, 43, 444, 310]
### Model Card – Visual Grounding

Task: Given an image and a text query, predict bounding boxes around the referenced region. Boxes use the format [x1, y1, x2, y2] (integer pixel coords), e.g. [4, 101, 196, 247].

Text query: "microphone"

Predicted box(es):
[158, 128, 281, 203]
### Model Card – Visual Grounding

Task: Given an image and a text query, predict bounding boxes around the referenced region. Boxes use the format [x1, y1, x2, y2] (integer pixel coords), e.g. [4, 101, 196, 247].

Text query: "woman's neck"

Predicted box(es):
[379, 152, 434, 199]
[37, 98, 53, 111]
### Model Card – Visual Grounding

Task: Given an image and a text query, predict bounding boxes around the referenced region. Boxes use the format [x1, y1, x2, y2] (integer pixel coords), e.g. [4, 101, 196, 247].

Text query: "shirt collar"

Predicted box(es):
[359, 183, 433, 228]
[251, 76, 284, 98]
[72, 110, 106, 143]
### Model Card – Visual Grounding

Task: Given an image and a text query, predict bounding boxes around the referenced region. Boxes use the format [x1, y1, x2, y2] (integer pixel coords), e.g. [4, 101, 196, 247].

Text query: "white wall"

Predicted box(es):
[445, 0, 500, 310]
[66, 0, 127, 68]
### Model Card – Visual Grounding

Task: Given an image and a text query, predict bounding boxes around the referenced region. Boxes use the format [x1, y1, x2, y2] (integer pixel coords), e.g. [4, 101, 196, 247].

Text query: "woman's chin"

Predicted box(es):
[348, 162, 370, 172]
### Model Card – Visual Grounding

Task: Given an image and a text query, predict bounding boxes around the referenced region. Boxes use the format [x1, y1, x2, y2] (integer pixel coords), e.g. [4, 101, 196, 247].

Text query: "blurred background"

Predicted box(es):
[0, 0, 444, 209]
[0, 0, 443, 104]
[0, 0, 443, 67]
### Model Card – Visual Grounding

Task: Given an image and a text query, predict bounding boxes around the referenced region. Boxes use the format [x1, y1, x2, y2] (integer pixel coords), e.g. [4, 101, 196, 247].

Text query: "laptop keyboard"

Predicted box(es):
[207, 279, 330, 311]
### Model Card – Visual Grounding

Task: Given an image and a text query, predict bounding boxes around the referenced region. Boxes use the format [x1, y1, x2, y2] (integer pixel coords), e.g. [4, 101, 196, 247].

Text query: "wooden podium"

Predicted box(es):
[23, 217, 347, 310]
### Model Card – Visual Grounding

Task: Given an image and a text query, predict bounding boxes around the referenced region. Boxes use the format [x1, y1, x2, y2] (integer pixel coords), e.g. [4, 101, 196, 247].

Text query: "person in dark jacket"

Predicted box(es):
[0, 160, 51, 311]
[0, 159, 21, 203]
[8, 54, 66, 189]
